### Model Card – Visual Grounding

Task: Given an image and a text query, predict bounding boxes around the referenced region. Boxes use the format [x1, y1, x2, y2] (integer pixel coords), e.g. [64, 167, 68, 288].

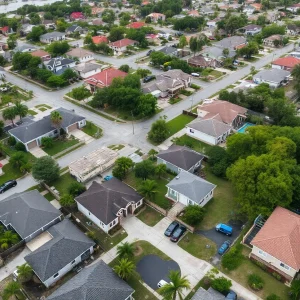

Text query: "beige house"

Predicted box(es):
[146, 13, 166, 23]
[69, 147, 118, 182]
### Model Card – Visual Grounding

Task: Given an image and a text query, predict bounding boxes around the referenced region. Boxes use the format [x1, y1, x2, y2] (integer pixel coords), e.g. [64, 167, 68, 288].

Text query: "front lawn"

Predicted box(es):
[28, 109, 37, 115]
[44, 192, 55, 201]
[166, 114, 195, 138]
[82, 121, 102, 139]
[137, 205, 164, 226]
[174, 135, 214, 155]
[52, 172, 78, 195]
[43, 138, 80, 156]
[0, 163, 23, 185]
[178, 232, 217, 261]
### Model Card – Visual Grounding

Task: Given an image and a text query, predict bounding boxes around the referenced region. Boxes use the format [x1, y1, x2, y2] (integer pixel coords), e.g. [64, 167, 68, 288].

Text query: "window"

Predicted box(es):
[280, 262, 290, 270]
[53, 273, 59, 278]
[258, 250, 267, 257]
[188, 199, 193, 205]
[71, 260, 76, 264]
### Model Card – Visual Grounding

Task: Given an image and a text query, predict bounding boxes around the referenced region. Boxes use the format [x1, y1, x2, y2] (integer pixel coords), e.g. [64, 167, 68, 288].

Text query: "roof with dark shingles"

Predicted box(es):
[157, 145, 204, 171]
[25, 219, 95, 282]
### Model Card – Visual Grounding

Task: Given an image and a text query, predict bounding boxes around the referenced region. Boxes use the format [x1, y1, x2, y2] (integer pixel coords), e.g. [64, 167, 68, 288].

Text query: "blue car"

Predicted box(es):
[226, 290, 237, 300]
[104, 175, 113, 181]
[218, 240, 231, 255]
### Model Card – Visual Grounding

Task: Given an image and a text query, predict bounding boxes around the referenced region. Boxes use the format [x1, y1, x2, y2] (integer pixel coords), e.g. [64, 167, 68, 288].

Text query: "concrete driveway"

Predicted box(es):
[29, 147, 47, 158]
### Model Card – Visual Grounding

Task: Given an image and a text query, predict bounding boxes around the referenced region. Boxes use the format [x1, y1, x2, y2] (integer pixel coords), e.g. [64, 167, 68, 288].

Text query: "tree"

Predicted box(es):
[2, 281, 23, 300]
[62, 69, 77, 81]
[32, 156, 60, 183]
[50, 111, 63, 137]
[116, 242, 135, 259]
[148, 149, 158, 160]
[26, 25, 45, 42]
[102, 9, 116, 25]
[114, 258, 135, 280]
[16, 263, 33, 283]
[135, 94, 157, 117]
[224, 15, 247, 34]
[108, 26, 125, 42]
[46, 41, 70, 57]
[189, 37, 202, 56]
[136, 68, 151, 78]
[238, 42, 259, 59]
[41, 136, 53, 149]
[7, 34, 17, 49]
[292, 64, 300, 100]
[9, 152, 27, 169]
[155, 164, 166, 178]
[135, 160, 155, 180]
[261, 24, 285, 38]
[290, 279, 300, 300]
[72, 86, 91, 100]
[222, 48, 229, 58]
[183, 205, 205, 226]
[266, 294, 281, 300]
[0, 56, 6, 67]
[2, 107, 17, 126]
[59, 194, 75, 207]
[119, 64, 130, 73]
[138, 179, 157, 200]
[158, 270, 190, 300]
[68, 182, 86, 197]
[112, 157, 134, 180]
[0, 231, 19, 250]
[178, 35, 188, 49]
[148, 119, 169, 144]
[14, 100, 28, 122]
[211, 277, 232, 294]
[47, 75, 66, 88]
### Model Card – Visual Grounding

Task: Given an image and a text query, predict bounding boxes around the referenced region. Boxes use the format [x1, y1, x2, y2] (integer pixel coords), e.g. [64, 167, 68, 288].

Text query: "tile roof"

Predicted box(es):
[251, 207, 300, 270]
[272, 56, 300, 68]
[0, 190, 61, 239]
[70, 12, 84, 19]
[66, 48, 93, 58]
[47, 260, 134, 300]
[157, 145, 204, 171]
[30, 50, 50, 58]
[92, 35, 108, 44]
[75, 178, 143, 224]
[25, 219, 94, 282]
[127, 21, 145, 29]
[109, 38, 137, 48]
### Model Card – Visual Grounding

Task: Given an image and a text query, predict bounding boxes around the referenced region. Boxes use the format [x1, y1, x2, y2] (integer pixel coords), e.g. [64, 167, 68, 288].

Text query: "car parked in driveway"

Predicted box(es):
[218, 240, 231, 255]
[170, 225, 186, 242]
[103, 175, 113, 181]
[0, 180, 17, 194]
[226, 290, 237, 299]
[215, 223, 233, 236]
[157, 280, 168, 288]
[164, 221, 179, 237]
[143, 75, 156, 83]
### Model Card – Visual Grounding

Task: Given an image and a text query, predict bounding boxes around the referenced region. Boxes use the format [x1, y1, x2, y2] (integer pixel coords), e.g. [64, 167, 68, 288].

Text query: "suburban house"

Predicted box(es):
[263, 35, 284, 47]
[92, 19, 103, 26]
[0, 190, 62, 242]
[109, 38, 138, 55]
[0, 26, 13, 36]
[42, 20, 56, 30]
[40, 32, 66, 44]
[47, 260, 134, 300]
[207, 18, 221, 29]
[142, 69, 191, 98]
[25, 219, 95, 288]
[250, 207, 300, 283]
[241, 24, 262, 36]
[91, 7, 105, 16]
[201, 46, 236, 59]
[66, 48, 94, 63]
[30, 49, 51, 62]
[191, 287, 226, 300]
[188, 55, 222, 69]
[253, 69, 290, 88]
[158, 46, 178, 57]
[20, 24, 35, 36]
[186, 118, 232, 145]
[8, 108, 86, 151]
[45, 57, 76, 74]
[92, 35, 108, 44]
[127, 21, 145, 29]
[243, 3, 261, 14]
[70, 12, 85, 20]
[290, 48, 300, 59]
[84, 68, 128, 92]
[215, 36, 247, 51]
[197, 100, 247, 129]
[188, 10, 200, 17]
[69, 147, 118, 182]
[166, 171, 216, 207]
[146, 13, 166, 22]
[157, 145, 204, 174]
[200, 7, 215, 16]
[74, 62, 102, 79]
[272, 56, 300, 71]
[287, 24, 300, 36]
[287, 3, 300, 13]
[0, 42, 7, 52]
[66, 24, 84, 35]
[15, 44, 37, 53]
[75, 178, 143, 233]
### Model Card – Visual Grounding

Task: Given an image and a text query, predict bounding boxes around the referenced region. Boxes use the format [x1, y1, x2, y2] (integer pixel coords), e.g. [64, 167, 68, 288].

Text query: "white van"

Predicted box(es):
[191, 73, 200, 77]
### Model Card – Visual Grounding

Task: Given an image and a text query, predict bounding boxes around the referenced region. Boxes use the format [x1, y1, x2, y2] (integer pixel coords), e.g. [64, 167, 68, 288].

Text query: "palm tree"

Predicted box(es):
[148, 149, 158, 161]
[50, 111, 63, 137]
[116, 242, 135, 259]
[138, 180, 158, 200]
[2, 107, 17, 126]
[2, 281, 23, 300]
[16, 263, 33, 283]
[0, 231, 19, 250]
[14, 101, 28, 122]
[158, 271, 191, 300]
[114, 258, 135, 280]
[155, 164, 166, 179]
[9, 152, 26, 169]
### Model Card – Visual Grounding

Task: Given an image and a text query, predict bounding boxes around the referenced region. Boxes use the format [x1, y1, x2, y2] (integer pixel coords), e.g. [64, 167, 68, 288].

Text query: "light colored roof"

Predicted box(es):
[92, 35, 108, 44]
[109, 38, 137, 48]
[253, 69, 290, 84]
[40, 31, 65, 39]
[188, 118, 232, 137]
[215, 36, 247, 49]
[66, 48, 93, 58]
[192, 287, 225, 300]
[74, 62, 101, 73]
[251, 207, 300, 270]
[167, 171, 216, 204]
[30, 50, 50, 57]
[272, 56, 300, 68]
[69, 147, 118, 176]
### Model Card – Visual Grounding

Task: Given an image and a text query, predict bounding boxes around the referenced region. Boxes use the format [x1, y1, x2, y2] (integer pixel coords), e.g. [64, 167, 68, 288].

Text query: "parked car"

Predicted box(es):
[191, 73, 200, 77]
[226, 290, 237, 300]
[0, 180, 17, 194]
[170, 225, 186, 242]
[218, 240, 231, 255]
[157, 280, 168, 288]
[104, 175, 113, 181]
[0, 87, 8, 92]
[215, 223, 233, 236]
[147, 49, 154, 56]
[143, 75, 156, 83]
[164, 221, 179, 237]
[13, 269, 19, 281]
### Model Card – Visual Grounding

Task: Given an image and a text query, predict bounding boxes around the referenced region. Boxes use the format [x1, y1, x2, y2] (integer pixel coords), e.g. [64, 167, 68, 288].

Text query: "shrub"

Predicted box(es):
[41, 137, 54, 149]
[182, 205, 205, 226]
[8, 136, 16, 146]
[15, 142, 26, 152]
[119, 64, 129, 73]
[68, 182, 86, 197]
[222, 244, 244, 270]
[59, 194, 75, 207]
[190, 83, 200, 90]
[266, 294, 281, 300]
[211, 277, 232, 294]
[247, 274, 264, 291]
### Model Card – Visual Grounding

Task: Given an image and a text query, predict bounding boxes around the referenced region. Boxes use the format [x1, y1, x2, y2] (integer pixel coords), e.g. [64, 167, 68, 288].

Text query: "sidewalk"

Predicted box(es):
[157, 128, 186, 151]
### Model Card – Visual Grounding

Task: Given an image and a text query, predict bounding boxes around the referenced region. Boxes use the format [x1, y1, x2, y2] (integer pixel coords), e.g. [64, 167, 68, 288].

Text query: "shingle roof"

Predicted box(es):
[192, 287, 225, 300]
[167, 171, 216, 204]
[9, 108, 85, 143]
[253, 69, 290, 84]
[159, 46, 177, 55]
[46, 57, 75, 69]
[40, 32, 65, 39]
[215, 36, 246, 49]
[47, 260, 134, 300]
[66, 48, 92, 58]
[66, 24, 82, 32]
[75, 178, 143, 224]
[74, 63, 101, 73]
[251, 207, 300, 270]
[188, 118, 232, 137]
[25, 219, 94, 282]
[0, 190, 61, 239]
[157, 145, 204, 171]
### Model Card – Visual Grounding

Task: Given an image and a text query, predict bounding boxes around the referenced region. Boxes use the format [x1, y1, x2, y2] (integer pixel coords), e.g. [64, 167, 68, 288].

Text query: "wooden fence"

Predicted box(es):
[0, 240, 25, 259]
[182, 110, 198, 118]
[144, 199, 168, 216]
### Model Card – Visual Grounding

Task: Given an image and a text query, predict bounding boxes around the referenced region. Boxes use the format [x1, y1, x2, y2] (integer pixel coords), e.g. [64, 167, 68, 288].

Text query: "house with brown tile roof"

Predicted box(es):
[31, 50, 51, 61]
[250, 207, 300, 282]
[272, 56, 300, 71]
[146, 12, 166, 22]
[109, 38, 138, 55]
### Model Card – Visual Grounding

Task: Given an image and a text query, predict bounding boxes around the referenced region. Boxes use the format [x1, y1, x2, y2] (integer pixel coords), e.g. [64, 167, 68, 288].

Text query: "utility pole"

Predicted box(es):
[131, 110, 134, 135]
[190, 95, 194, 112]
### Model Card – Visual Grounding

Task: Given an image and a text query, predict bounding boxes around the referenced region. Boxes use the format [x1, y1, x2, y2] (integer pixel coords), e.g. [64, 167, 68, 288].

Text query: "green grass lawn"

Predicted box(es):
[166, 115, 195, 138]
[174, 135, 214, 155]
[26, 184, 45, 192]
[38, 107, 47, 112]
[44, 192, 55, 201]
[82, 121, 102, 139]
[198, 164, 236, 230]
[43, 138, 80, 156]
[28, 109, 37, 116]
[209, 70, 223, 78]
[108, 144, 125, 151]
[52, 172, 78, 195]
[35, 104, 52, 109]
[137, 205, 164, 226]
[178, 232, 217, 261]
[0, 163, 23, 185]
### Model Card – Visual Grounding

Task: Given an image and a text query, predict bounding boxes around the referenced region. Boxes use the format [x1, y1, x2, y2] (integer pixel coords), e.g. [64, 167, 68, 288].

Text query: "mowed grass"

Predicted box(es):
[52, 172, 78, 195]
[82, 121, 102, 139]
[0, 163, 23, 185]
[137, 205, 164, 227]
[166, 114, 195, 138]
[43, 138, 80, 156]
[178, 232, 217, 261]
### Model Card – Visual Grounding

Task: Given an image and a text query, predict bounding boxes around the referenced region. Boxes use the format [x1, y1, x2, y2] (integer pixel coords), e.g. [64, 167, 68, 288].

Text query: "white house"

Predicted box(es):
[74, 62, 102, 79]
[66, 48, 94, 63]
[108, 38, 138, 55]
[253, 69, 290, 88]
[166, 171, 216, 207]
[40, 32, 66, 43]
[45, 57, 76, 74]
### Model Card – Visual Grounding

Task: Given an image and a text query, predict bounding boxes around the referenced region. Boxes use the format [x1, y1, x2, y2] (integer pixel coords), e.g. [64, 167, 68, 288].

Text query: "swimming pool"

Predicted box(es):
[237, 123, 255, 133]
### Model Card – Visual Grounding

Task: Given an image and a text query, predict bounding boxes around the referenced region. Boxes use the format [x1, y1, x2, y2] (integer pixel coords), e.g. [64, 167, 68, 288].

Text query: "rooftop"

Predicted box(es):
[66, 48, 93, 58]
[253, 68, 290, 83]
[109, 38, 137, 48]
[272, 56, 300, 68]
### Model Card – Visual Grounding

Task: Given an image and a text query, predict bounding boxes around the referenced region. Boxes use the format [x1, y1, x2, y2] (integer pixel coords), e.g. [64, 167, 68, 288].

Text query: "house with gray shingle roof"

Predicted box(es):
[253, 68, 290, 88]
[0, 190, 62, 242]
[25, 219, 95, 288]
[166, 171, 216, 207]
[157, 145, 204, 174]
[40, 31, 66, 44]
[191, 287, 225, 300]
[47, 260, 134, 300]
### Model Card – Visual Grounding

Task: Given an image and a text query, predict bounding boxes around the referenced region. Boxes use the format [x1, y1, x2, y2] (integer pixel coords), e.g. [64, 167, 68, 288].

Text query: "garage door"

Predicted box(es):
[27, 140, 38, 150]
[68, 123, 78, 133]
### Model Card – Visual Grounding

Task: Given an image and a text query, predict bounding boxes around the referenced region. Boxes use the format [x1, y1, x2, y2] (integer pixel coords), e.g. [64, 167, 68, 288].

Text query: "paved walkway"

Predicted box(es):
[157, 128, 186, 151]
[99, 215, 261, 300]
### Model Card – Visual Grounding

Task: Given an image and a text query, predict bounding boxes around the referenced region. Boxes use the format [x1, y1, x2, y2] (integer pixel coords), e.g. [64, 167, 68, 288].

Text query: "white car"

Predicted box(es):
[157, 280, 168, 288]
[13, 269, 19, 281]
[0, 87, 8, 92]
[191, 73, 200, 77]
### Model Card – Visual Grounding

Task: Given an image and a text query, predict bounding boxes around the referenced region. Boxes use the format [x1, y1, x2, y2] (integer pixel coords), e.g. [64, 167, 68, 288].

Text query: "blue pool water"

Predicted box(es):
[237, 123, 255, 133]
